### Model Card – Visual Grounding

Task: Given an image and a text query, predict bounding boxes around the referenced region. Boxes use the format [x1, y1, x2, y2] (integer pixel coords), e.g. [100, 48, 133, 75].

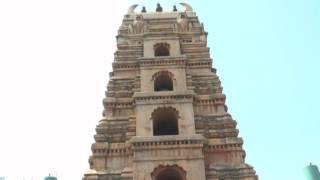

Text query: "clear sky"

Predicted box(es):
[0, 0, 319, 180]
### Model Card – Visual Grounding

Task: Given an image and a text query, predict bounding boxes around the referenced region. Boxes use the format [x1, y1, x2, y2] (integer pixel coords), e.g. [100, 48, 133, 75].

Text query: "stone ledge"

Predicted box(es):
[134, 90, 195, 97]
[130, 134, 205, 147]
[133, 90, 195, 105]
[139, 56, 187, 68]
[206, 164, 258, 180]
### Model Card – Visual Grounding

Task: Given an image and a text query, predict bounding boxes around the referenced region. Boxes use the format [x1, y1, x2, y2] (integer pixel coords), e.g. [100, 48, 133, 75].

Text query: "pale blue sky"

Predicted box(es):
[188, 0, 320, 179]
[0, 1, 319, 179]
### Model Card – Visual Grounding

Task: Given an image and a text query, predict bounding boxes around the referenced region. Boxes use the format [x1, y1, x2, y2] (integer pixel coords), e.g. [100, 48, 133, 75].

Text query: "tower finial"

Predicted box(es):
[156, 3, 163, 12]
[141, 6, 146, 13]
[173, 5, 178, 12]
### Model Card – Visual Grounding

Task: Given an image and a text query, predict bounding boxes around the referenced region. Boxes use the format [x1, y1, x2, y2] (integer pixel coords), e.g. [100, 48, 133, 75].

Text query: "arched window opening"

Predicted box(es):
[154, 43, 170, 56]
[151, 165, 186, 180]
[154, 72, 173, 91]
[152, 107, 179, 136]
[155, 168, 183, 180]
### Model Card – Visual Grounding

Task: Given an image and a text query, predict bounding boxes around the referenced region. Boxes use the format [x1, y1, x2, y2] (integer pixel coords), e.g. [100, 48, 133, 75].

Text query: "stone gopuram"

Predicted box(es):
[83, 3, 258, 180]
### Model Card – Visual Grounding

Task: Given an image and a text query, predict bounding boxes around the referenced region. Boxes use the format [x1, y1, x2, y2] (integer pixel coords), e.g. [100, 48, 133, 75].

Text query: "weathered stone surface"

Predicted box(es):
[83, 4, 258, 180]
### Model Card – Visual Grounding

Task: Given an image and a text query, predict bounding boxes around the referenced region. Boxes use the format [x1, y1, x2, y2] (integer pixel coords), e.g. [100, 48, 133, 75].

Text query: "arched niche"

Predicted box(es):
[152, 71, 175, 91]
[151, 107, 179, 136]
[151, 165, 186, 180]
[154, 43, 170, 56]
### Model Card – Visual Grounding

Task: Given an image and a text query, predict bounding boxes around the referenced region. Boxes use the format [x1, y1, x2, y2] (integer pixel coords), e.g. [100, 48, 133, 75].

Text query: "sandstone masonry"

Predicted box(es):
[83, 3, 258, 180]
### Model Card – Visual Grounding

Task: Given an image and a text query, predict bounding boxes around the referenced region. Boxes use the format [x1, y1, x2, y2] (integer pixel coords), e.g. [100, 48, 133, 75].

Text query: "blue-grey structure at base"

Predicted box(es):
[304, 164, 320, 180]
[44, 175, 57, 180]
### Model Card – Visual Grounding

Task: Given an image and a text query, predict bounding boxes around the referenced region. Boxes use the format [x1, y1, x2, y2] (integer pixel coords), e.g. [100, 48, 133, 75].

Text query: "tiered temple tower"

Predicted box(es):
[83, 3, 258, 180]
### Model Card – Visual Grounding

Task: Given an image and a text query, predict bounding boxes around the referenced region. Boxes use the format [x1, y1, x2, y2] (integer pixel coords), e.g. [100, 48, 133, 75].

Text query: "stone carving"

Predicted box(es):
[128, 15, 147, 34]
[127, 4, 138, 14]
[180, 2, 193, 12]
[176, 13, 192, 32]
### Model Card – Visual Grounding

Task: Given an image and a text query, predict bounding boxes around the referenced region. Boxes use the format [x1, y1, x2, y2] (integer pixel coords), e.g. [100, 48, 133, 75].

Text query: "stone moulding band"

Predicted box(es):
[112, 60, 212, 70]
[196, 98, 226, 105]
[139, 59, 186, 67]
[206, 143, 243, 152]
[131, 139, 203, 147]
[134, 94, 194, 101]
[102, 96, 227, 107]
[91, 142, 244, 157]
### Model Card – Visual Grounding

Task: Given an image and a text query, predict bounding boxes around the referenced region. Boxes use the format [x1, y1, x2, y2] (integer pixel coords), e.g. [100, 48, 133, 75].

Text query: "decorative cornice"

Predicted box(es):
[92, 147, 131, 157]
[187, 61, 211, 69]
[133, 91, 195, 105]
[195, 94, 226, 105]
[130, 134, 205, 150]
[205, 143, 243, 152]
[103, 97, 134, 109]
[139, 56, 186, 68]
[113, 62, 139, 70]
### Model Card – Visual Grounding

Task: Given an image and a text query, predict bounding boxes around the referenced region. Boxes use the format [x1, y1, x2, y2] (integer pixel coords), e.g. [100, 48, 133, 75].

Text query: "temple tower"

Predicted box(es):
[83, 3, 258, 180]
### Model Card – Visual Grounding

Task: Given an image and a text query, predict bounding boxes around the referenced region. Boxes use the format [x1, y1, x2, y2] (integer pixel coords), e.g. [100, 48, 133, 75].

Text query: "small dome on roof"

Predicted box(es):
[44, 175, 57, 180]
